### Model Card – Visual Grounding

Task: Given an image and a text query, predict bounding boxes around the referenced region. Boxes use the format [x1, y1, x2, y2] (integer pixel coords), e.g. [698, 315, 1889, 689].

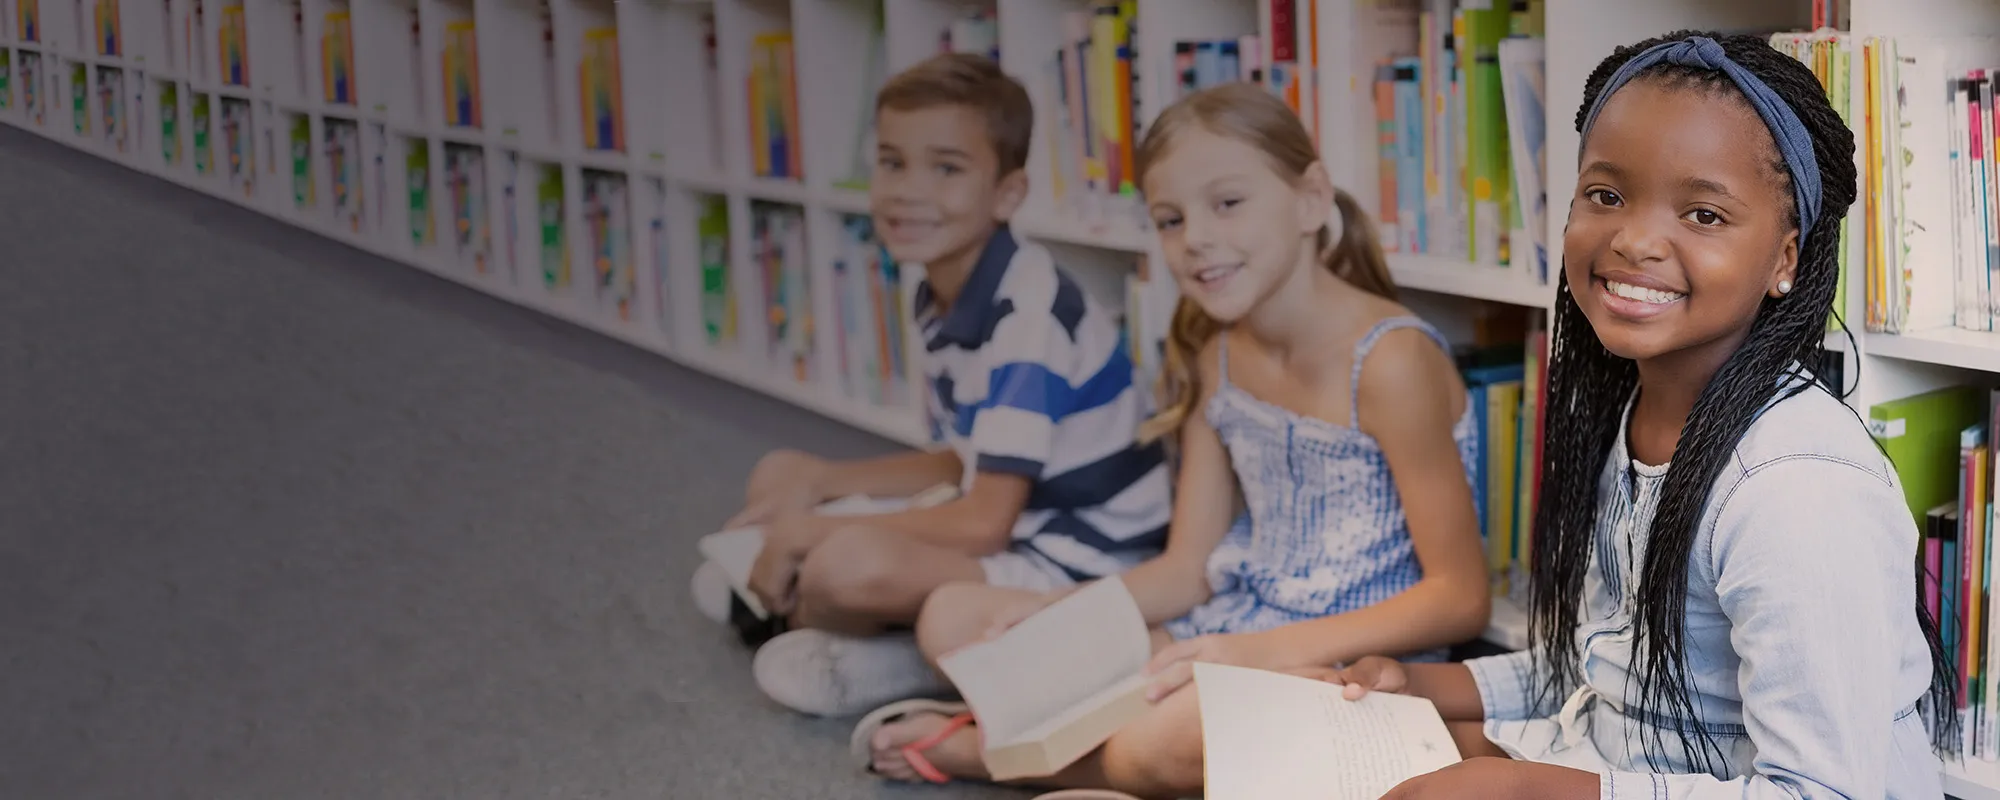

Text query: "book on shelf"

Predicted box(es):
[749, 32, 800, 180]
[322, 9, 353, 105]
[219, 97, 252, 197]
[159, 82, 178, 166]
[190, 91, 210, 174]
[698, 484, 958, 620]
[446, 143, 492, 273]
[1040, 2, 1145, 231]
[0, 51, 10, 111]
[406, 140, 433, 247]
[289, 113, 311, 209]
[218, 3, 246, 86]
[752, 203, 812, 381]
[940, 6, 998, 61]
[443, 20, 479, 127]
[1873, 386, 2000, 762]
[934, 575, 1153, 781]
[325, 118, 361, 233]
[582, 170, 634, 319]
[830, 215, 914, 408]
[648, 177, 670, 342]
[1195, 662, 1459, 800]
[501, 150, 520, 279]
[579, 27, 622, 151]
[697, 196, 732, 346]
[536, 163, 566, 290]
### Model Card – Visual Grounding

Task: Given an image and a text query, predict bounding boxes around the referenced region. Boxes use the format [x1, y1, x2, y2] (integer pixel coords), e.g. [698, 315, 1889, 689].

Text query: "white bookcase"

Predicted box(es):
[5, 0, 2000, 794]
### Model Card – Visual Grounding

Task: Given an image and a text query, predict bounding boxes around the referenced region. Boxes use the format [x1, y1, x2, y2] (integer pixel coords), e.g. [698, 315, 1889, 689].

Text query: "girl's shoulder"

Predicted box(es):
[1726, 379, 1894, 486]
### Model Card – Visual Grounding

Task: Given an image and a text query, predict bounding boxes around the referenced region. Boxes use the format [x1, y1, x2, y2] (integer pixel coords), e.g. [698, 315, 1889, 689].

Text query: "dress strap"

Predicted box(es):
[1348, 316, 1453, 428]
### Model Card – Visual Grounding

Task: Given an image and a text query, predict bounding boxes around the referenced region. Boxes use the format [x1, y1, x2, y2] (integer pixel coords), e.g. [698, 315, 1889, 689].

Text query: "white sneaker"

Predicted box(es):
[690, 560, 733, 624]
[752, 629, 950, 717]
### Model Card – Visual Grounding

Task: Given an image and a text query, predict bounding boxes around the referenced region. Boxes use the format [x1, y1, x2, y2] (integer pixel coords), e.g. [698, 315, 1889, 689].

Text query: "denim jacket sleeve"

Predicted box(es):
[1466, 648, 1563, 721]
[1600, 454, 1923, 800]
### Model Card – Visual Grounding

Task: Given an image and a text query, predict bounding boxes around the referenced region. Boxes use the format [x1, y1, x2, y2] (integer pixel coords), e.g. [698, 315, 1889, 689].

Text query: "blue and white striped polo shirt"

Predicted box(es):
[915, 225, 1172, 581]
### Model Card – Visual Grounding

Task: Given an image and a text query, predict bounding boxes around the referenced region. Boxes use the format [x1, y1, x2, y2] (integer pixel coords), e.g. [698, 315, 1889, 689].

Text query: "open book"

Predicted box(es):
[696, 483, 958, 619]
[1195, 662, 1460, 800]
[934, 577, 1153, 781]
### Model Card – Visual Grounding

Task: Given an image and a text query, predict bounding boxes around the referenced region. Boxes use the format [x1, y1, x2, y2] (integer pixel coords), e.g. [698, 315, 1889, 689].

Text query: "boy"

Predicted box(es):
[694, 54, 1172, 717]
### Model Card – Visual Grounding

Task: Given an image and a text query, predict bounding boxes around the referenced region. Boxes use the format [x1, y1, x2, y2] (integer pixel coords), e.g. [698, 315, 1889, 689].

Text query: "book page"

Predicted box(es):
[936, 577, 1151, 743]
[1195, 663, 1459, 800]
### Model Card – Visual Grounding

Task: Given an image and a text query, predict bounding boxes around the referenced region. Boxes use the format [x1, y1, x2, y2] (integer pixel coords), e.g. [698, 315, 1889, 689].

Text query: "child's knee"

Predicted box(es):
[1102, 697, 1205, 794]
[913, 582, 994, 661]
[796, 525, 904, 612]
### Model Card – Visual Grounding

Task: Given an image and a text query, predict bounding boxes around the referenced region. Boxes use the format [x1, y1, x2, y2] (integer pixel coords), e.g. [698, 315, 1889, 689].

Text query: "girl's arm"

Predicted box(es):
[1120, 338, 1241, 626]
[1259, 328, 1493, 668]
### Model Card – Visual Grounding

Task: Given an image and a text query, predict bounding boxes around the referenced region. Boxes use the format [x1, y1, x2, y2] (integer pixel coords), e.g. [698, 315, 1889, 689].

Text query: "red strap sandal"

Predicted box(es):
[899, 710, 976, 784]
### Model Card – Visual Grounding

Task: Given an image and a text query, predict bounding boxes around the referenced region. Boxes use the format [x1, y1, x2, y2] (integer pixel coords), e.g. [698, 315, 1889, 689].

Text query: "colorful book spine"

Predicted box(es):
[442, 20, 479, 127]
[219, 5, 247, 86]
[191, 92, 211, 174]
[160, 82, 178, 165]
[537, 164, 566, 289]
[19, 0, 38, 43]
[579, 27, 623, 151]
[698, 196, 730, 344]
[321, 11, 352, 105]
[406, 140, 431, 246]
[290, 114, 312, 209]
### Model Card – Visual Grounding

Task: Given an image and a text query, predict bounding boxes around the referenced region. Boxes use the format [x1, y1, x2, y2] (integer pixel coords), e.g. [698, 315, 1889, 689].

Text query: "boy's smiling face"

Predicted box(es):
[1563, 79, 1800, 367]
[870, 104, 1025, 278]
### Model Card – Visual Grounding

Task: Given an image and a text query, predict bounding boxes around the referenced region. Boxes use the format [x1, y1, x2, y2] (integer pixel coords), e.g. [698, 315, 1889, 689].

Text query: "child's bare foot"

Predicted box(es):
[870, 711, 987, 782]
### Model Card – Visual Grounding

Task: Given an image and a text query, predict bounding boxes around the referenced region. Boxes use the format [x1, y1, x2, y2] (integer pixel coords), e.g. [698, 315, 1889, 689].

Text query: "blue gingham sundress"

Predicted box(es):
[1162, 317, 1480, 663]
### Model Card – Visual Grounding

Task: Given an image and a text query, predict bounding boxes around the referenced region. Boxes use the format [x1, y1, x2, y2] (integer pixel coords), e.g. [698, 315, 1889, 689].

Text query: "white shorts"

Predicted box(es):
[979, 548, 1077, 593]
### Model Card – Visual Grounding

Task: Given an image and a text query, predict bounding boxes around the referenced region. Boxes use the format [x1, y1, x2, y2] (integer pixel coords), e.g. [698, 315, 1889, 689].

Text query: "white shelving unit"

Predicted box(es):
[6, 0, 2000, 794]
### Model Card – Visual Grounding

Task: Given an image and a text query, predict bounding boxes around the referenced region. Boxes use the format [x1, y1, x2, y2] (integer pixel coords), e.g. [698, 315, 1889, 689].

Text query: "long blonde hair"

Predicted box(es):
[1134, 82, 1397, 444]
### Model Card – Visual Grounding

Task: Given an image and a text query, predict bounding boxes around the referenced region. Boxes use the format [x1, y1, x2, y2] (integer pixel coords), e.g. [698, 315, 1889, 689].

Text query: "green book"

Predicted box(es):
[407, 142, 431, 246]
[290, 115, 312, 209]
[538, 165, 566, 289]
[191, 94, 211, 174]
[0, 51, 12, 110]
[159, 83, 177, 165]
[70, 62, 86, 135]
[697, 196, 730, 344]
[1870, 385, 1986, 528]
[1462, 5, 1510, 266]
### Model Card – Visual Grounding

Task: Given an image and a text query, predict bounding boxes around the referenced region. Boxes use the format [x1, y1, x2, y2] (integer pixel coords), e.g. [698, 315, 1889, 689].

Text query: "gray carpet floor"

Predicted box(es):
[0, 126, 1027, 800]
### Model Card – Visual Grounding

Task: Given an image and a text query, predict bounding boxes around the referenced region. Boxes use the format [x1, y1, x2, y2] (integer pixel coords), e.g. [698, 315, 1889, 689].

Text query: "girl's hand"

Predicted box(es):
[747, 540, 803, 619]
[1143, 631, 1285, 702]
[1323, 655, 1410, 701]
[980, 587, 1076, 641]
[1378, 758, 1597, 800]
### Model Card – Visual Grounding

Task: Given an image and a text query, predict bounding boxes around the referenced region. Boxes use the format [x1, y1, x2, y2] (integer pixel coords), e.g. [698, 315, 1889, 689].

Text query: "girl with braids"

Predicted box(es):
[1331, 30, 1956, 799]
[851, 81, 1492, 798]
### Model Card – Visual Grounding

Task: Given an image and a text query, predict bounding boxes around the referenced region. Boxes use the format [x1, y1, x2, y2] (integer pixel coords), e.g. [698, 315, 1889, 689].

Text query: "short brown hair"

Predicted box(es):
[875, 53, 1032, 176]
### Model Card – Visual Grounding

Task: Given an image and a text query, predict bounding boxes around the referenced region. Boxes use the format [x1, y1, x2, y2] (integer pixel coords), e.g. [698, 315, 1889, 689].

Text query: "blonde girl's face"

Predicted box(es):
[1143, 127, 1322, 323]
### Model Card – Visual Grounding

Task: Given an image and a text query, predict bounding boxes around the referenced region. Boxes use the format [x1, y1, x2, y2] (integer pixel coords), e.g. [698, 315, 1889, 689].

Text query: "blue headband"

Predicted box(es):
[1580, 36, 1822, 250]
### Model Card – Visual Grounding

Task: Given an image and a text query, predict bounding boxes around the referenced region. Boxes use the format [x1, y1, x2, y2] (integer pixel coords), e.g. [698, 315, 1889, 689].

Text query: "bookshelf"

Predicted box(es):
[7, 0, 2000, 794]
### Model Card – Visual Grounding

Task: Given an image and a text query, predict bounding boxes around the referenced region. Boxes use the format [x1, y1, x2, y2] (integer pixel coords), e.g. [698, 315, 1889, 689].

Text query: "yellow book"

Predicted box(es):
[1487, 380, 1521, 576]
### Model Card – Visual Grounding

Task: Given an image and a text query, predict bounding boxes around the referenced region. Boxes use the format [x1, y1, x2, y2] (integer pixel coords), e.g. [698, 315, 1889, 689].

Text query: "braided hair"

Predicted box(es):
[1529, 30, 1959, 772]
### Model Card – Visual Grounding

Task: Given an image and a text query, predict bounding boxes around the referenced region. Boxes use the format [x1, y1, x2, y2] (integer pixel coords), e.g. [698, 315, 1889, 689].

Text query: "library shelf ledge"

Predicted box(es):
[1863, 328, 2000, 373]
[1012, 208, 1153, 253]
[823, 186, 870, 215]
[668, 168, 734, 196]
[741, 176, 815, 206]
[1483, 594, 1530, 652]
[1947, 757, 2000, 800]
[573, 148, 630, 172]
[1388, 252, 1551, 308]
[673, 348, 932, 447]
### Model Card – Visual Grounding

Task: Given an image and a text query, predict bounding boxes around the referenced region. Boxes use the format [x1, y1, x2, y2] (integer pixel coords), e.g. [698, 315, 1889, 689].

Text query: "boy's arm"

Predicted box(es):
[1256, 330, 1492, 666]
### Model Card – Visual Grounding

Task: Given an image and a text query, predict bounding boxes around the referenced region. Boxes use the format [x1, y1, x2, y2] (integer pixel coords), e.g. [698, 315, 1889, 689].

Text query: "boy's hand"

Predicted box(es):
[730, 450, 828, 528]
[748, 539, 804, 618]
[1143, 631, 1287, 702]
[1323, 655, 1410, 701]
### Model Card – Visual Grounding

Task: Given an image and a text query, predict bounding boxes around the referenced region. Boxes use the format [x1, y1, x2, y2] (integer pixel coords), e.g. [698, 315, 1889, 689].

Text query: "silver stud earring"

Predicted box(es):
[1777, 280, 1793, 295]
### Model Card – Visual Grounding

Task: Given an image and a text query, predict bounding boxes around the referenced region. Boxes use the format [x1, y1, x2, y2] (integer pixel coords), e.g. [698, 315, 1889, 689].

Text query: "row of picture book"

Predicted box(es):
[830, 4, 1003, 191]
[1366, 0, 1545, 278]
[1853, 31, 2000, 338]
[1029, 0, 1340, 234]
[11, 0, 130, 54]
[691, 200, 917, 408]
[1881, 384, 2000, 764]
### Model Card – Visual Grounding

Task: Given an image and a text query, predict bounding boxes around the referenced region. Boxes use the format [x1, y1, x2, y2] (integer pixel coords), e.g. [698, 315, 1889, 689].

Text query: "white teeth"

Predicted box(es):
[1196, 265, 1238, 283]
[1606, 280, 1686, 305]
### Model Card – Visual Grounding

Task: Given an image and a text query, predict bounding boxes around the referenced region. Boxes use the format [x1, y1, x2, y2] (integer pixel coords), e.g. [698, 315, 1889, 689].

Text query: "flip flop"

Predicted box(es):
[849, 698, 974, 783]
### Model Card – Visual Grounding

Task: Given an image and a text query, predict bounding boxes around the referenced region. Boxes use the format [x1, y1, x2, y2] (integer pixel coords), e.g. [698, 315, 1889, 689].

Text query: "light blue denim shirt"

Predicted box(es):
[1465, 374, 1942, 799]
